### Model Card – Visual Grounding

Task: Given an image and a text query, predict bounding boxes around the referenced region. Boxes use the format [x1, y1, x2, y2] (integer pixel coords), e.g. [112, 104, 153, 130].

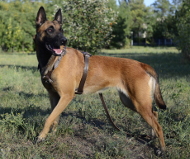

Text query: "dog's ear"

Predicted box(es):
[54, 9, 62, 25]
[36, 7, 47, 28]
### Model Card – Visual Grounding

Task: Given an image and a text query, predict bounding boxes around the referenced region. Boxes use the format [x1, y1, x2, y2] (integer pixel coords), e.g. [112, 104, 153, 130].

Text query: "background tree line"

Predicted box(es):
[0, 0, 189, 58]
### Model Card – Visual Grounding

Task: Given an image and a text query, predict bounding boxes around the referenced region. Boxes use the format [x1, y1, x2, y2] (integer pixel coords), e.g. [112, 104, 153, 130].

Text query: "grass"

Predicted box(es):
[0, 47, 190, 158]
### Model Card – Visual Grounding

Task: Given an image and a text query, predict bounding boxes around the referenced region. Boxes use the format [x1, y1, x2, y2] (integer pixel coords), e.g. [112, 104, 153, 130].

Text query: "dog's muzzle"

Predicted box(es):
[45, 37, 67, 56]
[45, 43, 66, 56]
[61, 37, 67, 46]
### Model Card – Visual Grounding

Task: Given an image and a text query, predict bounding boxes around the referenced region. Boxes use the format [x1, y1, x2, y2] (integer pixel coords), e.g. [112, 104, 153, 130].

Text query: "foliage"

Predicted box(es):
[175, 0, 190, 60]
[130, 0, 147, 37]
[143, 7, 156, 39]
[0, 1, 48, 52]
[0, 0, 117, 53]
[152, 0, 172, 39]
[152, 0, 171, 17]
[110, 0, 157, 47]
[150, 0, 182, 45]
[55, 0, 117, 54]
[109, 1, 132, 48]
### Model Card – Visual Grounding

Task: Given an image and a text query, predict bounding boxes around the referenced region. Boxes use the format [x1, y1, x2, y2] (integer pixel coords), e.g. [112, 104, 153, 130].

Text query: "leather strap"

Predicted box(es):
[99, 93, 152, 142]
[75, 52, 91, 94]
[99, 93, 121, 131]
[41, 46, 66, 84]
[53, 46, 67, 69]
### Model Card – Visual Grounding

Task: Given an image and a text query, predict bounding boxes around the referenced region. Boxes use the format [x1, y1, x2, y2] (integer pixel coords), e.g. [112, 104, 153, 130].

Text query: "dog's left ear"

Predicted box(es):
[54, 9, 62, 25]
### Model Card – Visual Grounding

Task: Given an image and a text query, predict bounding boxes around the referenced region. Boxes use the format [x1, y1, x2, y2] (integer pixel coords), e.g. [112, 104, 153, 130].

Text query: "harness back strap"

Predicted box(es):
[75, 52, 91, 94]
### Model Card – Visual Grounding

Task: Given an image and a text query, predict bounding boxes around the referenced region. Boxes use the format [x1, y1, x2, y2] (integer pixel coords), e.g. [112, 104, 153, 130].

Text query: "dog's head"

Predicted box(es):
[35, 7, 67, 56]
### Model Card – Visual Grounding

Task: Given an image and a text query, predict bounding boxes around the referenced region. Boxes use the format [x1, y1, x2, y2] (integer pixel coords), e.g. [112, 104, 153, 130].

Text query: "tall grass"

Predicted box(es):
[0, 47, 190, 158]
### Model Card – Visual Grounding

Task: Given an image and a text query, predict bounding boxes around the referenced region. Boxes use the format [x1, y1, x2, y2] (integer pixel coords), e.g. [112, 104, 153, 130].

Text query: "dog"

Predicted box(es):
[34, 7, 166, 153]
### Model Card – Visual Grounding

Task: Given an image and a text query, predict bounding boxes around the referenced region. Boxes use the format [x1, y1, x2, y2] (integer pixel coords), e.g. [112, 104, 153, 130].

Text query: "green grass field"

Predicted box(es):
[0, 47, 190, 158]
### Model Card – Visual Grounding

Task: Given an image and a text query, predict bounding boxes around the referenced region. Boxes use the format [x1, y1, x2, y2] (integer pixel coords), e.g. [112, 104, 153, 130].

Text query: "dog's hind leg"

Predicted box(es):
[118, 87, 165, 153]
[118, 91, 136, 112]
[132, 96, 166, 153]
[151, 111, 158, 139]
[37, 94, 74, 142]
[48, 91, 60, 133]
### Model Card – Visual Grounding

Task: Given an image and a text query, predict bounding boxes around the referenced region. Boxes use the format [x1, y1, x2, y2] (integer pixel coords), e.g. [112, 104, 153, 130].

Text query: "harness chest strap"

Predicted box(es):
[41, 46, 66, 83]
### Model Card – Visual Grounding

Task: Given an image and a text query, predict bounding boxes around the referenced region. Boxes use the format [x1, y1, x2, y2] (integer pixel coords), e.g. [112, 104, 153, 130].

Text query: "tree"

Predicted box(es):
[172, 0, 182, 10]
[109, 0, 132, 48]
[143, 6, 157, 44]
[129, 0, 148, 45]
[152, 0, 171, 18]
[151, 0, 178, 43]
[175, 0, 190, 59]
[55, 0, 117, 54]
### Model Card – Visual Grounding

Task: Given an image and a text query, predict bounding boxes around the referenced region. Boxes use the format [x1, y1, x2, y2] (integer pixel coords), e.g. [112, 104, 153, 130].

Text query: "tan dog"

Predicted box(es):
[34, 7, 166, 153]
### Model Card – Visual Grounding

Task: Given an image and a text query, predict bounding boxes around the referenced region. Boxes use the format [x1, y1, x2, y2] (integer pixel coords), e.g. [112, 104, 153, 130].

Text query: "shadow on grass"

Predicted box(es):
[0, 64, 38, 73]
[101, 52, 190, 78]
[1, 52, 190, 78]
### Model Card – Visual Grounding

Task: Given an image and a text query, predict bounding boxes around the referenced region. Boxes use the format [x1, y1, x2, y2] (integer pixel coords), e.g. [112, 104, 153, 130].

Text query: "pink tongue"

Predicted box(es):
[53, 49, 62, 54]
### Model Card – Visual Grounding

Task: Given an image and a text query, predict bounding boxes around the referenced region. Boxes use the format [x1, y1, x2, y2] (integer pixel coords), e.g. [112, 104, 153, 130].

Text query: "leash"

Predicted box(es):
[99, 93, 121, 131]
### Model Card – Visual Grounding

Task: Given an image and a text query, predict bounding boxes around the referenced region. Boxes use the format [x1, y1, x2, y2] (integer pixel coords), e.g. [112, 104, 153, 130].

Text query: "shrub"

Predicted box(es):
[55, 0, 117, 54]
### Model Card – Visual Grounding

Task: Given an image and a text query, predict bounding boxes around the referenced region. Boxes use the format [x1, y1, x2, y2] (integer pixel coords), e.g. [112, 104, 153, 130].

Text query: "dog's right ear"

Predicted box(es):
[36, 7, 47, 28]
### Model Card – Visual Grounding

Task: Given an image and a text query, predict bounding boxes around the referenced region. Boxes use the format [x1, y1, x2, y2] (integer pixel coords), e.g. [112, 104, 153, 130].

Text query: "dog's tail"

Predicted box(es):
[141, 63, 167, 110]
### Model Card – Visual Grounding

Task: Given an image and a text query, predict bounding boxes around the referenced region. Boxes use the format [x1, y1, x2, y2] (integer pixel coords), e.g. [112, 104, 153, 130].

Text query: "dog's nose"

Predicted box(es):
[61, 37, 67, 45]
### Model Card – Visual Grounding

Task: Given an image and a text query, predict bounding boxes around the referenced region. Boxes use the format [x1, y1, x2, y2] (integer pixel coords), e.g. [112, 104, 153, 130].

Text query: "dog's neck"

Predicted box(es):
[36, 45, 52, 72]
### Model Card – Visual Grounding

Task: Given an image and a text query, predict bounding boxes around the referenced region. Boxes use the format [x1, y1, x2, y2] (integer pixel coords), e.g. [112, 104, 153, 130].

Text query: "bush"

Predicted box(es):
[0, 1, 46, 53]
[55, 0, 117, 54]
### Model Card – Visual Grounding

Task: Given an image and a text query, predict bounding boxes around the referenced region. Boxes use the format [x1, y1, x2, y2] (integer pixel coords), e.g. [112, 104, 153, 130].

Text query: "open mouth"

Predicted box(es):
[45, 43, 64, 56]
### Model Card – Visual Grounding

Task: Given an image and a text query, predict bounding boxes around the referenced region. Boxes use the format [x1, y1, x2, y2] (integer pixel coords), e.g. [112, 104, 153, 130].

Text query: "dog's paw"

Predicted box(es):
[155, 149, 166, 157]
[34, 136, 45, 144]
[155, 149, 162, 156]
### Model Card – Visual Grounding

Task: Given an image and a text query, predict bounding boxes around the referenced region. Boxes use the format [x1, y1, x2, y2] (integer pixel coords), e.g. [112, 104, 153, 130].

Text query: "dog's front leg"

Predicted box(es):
[37, 94, 73, 142]
[48, 91, 60, 133]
